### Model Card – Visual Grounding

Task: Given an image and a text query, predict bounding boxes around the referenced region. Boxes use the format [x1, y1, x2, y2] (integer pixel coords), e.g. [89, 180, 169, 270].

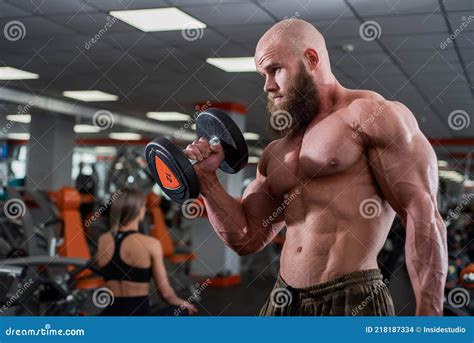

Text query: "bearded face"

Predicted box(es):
[267, 61, 320, 137]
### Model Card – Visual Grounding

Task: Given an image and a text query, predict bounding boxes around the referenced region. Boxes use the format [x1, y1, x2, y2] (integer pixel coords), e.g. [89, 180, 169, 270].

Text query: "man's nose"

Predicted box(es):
[264, 77, 278, 93]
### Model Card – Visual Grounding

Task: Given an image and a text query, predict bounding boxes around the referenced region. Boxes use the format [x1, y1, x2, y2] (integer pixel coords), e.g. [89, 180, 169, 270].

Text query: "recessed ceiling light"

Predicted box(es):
[110, 7, 206, 32]
[109, 132, 142, 140]
[438, 170, 464, 182]
[7, 133, 30, 140]
[6, 114, 31, 123]
[206, 57, 256, 72]
[0, 67, 39, 80]
[74, 124, 100, 133]
[146, 111, 190, 121]
[243, 132, 260, 140]
[95, 146, 116, 154]
[248, 156, 260, 164]
[63, 90, 118, 102]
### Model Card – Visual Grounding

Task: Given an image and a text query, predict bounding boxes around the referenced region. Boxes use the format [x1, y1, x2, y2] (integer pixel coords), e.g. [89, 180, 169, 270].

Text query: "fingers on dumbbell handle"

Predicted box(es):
[187, 136, 220, 165]
[208, 136, 220, 145]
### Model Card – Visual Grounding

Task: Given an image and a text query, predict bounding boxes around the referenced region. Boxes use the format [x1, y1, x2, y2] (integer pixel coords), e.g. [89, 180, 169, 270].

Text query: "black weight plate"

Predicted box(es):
[196, 108, 248, 174]
[145, 137, 199, 203]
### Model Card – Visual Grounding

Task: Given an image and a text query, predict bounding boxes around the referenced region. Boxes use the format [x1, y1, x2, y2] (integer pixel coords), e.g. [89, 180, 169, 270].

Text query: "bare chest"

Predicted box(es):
[266, 116, 363, 197]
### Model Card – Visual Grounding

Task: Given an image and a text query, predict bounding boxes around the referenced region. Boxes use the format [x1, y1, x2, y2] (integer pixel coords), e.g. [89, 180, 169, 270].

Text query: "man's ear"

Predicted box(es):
[304, 48, 319, 70]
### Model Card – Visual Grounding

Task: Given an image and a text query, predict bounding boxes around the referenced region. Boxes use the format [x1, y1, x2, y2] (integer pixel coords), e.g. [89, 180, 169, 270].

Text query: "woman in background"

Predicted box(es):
[96, 188, 197, 316]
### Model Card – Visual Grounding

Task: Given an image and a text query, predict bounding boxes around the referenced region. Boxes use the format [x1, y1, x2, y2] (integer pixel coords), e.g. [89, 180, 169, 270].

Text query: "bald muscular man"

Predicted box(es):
[185, 19, 448, 316]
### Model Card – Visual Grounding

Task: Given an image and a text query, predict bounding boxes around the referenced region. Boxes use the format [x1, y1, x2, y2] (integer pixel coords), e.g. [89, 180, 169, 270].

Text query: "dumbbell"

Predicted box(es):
[145, 108, 248, 203]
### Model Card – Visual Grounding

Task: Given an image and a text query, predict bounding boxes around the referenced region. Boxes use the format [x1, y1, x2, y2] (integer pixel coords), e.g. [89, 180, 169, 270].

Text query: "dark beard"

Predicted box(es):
[267, 62, 320, 138]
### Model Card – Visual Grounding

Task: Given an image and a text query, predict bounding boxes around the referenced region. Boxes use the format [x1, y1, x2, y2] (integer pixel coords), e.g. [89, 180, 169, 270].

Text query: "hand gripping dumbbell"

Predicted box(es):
[145, 108, 248, 204]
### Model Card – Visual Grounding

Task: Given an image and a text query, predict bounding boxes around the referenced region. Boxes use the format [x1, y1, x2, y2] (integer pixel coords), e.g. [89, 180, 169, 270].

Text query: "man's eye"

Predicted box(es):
[273, 67, 281, 74]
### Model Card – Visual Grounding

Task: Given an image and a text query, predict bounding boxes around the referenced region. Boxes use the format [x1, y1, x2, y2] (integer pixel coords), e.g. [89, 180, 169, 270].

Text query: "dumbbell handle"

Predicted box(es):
[189, 136, 220, 165]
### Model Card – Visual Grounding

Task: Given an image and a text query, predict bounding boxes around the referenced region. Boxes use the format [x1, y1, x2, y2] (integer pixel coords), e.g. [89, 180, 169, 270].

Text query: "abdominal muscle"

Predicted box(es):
[279, 198, 395, 288]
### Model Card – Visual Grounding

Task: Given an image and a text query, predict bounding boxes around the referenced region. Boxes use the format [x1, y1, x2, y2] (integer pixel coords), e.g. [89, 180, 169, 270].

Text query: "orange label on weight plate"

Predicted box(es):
[155, 156, 180, 189]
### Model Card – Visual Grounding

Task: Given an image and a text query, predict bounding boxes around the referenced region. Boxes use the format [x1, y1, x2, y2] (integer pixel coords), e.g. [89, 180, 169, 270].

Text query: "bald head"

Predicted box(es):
[255, 19, 329, 67]
[255, 19, 335, 137]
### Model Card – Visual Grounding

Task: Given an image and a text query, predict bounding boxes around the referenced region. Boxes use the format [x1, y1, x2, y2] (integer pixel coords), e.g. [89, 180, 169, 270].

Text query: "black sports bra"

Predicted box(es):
[101, 231, 152, 283]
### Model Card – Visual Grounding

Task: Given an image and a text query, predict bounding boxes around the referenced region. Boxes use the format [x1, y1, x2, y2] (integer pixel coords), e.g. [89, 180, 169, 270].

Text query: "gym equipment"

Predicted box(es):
[0, 256, 100, 315]
[145, 108, 248, 203]
[0, 188, 62, 259]
[106, 146, 155, 195]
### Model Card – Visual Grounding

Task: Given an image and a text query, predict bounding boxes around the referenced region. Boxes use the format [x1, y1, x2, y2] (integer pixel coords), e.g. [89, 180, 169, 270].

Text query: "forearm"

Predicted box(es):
[404, 211, 448, 315]
[199, 173, 272, 255]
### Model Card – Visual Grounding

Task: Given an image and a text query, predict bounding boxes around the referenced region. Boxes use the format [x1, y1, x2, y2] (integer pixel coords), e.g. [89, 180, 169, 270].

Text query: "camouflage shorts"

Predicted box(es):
[259, 269, 395, 316]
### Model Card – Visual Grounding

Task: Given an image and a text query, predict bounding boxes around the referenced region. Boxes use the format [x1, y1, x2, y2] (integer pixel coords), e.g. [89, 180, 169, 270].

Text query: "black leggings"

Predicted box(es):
[99, 297, 188, 316]
[100, 296, 150, 316]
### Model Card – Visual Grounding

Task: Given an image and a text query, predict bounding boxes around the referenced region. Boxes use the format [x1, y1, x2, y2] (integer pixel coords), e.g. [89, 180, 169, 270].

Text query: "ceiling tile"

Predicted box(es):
[5, 0, 98, 15]
[393, 48, 459, 64]
[381, 33, 451, 50]
[447, 12, 474, 33]
[48, 13, 133, 35]
[0, 1, 31, 17]
[311, 18, 363, 38]
[402, 59, 464, 74]
[348, 0, 440, 16]
[154, 27, 229, 49]
[217, 24, 271, 45]
[330, 52, 390, 70]
[85, 0, 168, 11]
[259, 0, 352, 20]
[366, 14, 447, 35]
[182, 2, 275, 26]
[452, 31, 474, 48]
[0, 16, 75, 38]
[443, 0, 474, 11]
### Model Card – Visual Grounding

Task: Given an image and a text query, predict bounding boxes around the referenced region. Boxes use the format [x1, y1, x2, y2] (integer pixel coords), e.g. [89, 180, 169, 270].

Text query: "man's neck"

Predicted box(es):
[316, 74, 345, 115]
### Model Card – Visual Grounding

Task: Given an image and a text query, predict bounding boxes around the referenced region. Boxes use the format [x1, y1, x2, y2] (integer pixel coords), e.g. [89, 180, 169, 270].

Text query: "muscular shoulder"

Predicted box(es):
[257, 139, 280, 177]
[350, 97, 419, 147]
